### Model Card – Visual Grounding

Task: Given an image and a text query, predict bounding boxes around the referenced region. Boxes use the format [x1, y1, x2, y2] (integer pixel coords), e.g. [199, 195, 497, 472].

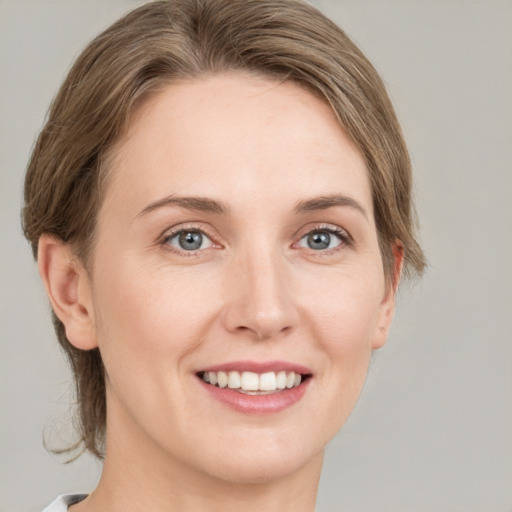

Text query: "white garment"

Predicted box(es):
[41, 495, 88, 512]
[41, 493, 317, 511]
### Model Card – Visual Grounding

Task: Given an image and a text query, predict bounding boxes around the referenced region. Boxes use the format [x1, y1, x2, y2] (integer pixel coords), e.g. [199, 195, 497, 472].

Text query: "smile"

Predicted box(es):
[196, 363, 312, 414]
[199, 370, 304, 394]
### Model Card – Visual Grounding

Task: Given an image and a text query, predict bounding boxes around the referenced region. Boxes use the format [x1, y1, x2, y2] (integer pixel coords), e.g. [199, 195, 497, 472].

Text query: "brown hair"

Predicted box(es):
[22, 0, 426, 459]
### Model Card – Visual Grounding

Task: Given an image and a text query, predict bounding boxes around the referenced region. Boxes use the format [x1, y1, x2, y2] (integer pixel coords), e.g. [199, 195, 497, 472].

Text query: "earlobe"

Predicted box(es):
[372, 241, 404, 350]
[37, 234, 98, 350]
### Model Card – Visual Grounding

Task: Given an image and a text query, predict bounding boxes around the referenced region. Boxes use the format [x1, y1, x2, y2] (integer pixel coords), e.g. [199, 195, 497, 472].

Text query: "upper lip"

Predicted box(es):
[198, 360, 312, 375]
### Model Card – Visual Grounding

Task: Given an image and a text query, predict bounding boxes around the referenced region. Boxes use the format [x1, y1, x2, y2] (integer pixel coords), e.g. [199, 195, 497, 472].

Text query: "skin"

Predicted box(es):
[39, 73, 402, 512]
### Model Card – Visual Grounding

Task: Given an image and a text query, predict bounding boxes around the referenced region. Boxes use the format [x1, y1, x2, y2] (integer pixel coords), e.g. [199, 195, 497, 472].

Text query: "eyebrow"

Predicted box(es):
[294, 194, 368, 219]
[137, 193, 368, 219]
[137, 195, 230, 218]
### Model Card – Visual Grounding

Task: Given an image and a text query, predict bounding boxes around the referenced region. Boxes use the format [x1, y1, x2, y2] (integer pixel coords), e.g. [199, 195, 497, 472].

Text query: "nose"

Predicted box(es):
[221, 247, 299, 341]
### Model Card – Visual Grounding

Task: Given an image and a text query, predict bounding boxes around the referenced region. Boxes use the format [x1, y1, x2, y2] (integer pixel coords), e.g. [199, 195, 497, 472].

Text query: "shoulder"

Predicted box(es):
[41, 495, 88, 512]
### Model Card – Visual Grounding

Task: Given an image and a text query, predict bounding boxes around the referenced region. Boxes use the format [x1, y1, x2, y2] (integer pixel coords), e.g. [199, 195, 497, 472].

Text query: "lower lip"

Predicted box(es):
[199, 378, 311, 414]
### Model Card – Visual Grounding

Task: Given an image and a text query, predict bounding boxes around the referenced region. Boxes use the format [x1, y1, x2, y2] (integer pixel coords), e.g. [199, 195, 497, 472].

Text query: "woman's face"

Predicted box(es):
[84, 73, 398, 483]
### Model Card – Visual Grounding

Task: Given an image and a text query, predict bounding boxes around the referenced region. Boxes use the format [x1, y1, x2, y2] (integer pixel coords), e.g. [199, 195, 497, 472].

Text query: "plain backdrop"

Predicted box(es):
[1, 1, 511, 511]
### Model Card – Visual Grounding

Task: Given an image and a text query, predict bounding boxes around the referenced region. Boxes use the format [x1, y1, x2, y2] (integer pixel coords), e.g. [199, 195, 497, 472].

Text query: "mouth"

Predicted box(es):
[197, 370, 311, 395]
[195, 361, 313, 413]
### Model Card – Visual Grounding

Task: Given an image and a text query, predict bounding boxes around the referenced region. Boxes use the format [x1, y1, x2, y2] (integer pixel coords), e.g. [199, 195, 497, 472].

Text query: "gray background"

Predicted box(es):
[1, 0, 511, 511]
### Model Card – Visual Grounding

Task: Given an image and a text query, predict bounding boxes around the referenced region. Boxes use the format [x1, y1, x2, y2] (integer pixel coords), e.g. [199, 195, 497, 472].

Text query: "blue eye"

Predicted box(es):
[165, 230, 212, 251]
[298, 229, 345, 251]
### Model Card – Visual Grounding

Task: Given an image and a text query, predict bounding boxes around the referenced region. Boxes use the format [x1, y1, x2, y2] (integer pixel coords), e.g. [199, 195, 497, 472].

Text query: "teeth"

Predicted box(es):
[228, 371, 241, 389]
[201, 370, 305, 393]
[276, 371, 287, 389]
[241, 371, 259, 391]
[260, 372, 277, 391]
[217, 371, 228, 388]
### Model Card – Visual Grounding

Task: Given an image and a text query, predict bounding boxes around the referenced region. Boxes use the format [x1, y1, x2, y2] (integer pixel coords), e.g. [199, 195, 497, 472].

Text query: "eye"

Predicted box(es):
[297, 227, 348, 251]
[164, 229, 213, 252]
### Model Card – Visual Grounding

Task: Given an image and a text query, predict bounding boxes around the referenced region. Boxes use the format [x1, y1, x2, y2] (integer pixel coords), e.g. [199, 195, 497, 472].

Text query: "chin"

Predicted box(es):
[203, 447, 324, 485]
[186, 427, 327, 485]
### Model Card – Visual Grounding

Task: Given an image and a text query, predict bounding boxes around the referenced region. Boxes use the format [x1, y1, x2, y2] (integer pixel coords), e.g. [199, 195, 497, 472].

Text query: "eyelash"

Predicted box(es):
[159, 223, 353, 256]
[296, 224, 353, 254]
[160, 224, 217, 256]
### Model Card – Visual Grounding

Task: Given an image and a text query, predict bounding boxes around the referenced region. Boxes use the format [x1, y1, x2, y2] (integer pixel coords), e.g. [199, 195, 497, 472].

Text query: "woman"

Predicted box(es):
[22, 0, 425, 510]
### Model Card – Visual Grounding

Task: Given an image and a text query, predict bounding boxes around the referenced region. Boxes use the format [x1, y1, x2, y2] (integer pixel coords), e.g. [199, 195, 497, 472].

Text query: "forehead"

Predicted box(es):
[103, 73, 372, 219]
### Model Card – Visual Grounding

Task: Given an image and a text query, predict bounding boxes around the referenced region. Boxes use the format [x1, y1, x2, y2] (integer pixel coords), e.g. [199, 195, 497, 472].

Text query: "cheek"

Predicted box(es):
[303, 266, 385, 352]
[301, 266, 384, 416]
[91, 258, 220, 366]
[89, 260, 219, 434]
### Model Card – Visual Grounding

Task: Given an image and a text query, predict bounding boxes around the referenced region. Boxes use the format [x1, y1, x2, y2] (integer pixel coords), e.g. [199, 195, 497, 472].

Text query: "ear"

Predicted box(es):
[38, 234, 98, 350]
[372, 241, 404, 350]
